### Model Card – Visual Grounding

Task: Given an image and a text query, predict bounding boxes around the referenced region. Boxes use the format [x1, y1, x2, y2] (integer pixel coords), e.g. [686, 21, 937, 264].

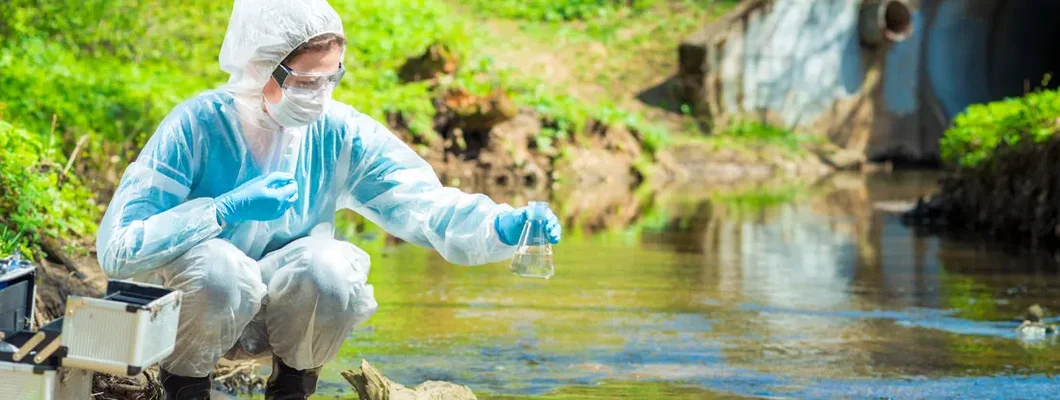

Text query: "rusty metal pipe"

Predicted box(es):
[860, 0, 913, 46]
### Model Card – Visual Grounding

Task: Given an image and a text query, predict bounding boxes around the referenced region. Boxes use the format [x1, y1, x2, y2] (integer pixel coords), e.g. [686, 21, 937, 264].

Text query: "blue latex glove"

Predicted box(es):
[495, 204, 562, 246]
[214, 171, 298, 226]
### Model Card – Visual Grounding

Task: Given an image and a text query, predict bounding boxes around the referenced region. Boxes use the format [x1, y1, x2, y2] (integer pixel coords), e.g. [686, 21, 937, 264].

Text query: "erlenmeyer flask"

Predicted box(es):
[509, 201, 555, 279]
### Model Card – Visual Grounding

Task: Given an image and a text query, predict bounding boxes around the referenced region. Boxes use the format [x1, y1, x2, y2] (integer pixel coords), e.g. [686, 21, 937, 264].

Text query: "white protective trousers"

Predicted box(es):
[134, 234, 377, 377]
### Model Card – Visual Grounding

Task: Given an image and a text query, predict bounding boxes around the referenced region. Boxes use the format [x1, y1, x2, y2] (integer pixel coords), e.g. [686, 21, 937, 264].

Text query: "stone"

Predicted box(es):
[552, 147, 635, 187]
[397, 43, 460, 83]
[815, 146, 866, 170]
[441, 87, 517, 132]
[342, 360, 477, 400]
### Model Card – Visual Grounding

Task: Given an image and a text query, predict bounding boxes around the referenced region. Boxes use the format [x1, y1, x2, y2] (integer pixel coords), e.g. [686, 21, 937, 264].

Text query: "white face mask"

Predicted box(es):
[265, 88, 330, 128]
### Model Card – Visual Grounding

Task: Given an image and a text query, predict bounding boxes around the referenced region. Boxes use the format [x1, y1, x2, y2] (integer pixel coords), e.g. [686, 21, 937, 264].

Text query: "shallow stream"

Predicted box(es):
[313, 170, 1060, 399]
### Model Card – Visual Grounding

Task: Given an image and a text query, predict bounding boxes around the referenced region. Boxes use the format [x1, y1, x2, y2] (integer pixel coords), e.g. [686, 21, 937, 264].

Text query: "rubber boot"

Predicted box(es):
[160, 368, 212, 400]
[265, 355, 322, 400]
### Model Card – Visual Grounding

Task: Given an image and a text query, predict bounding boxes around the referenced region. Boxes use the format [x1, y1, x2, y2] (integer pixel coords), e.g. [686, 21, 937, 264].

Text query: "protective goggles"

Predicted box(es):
[271, 62, 345, 91]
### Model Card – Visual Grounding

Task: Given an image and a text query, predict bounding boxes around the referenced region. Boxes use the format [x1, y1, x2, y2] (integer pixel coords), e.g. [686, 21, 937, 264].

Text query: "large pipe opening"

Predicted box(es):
[926, 1, 1060, 122]
[987, 1, 1060, 101]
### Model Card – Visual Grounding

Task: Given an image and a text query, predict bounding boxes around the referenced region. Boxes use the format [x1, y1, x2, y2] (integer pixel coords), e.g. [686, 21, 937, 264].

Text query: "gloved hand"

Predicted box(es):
[214, 172, 299, 226]
[495, 205, 562, 246]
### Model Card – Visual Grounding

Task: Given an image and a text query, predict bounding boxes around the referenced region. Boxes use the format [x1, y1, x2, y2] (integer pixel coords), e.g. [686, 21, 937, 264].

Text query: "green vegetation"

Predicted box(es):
[457, 0, 662, 21]
[0, 0, 689, 256]
[674, 120, 825, 158]
[940, 76, 1060, 168]
[0, 120, 98, 258]
[717, 121, 825, 154]
[461, 0, 739, 132]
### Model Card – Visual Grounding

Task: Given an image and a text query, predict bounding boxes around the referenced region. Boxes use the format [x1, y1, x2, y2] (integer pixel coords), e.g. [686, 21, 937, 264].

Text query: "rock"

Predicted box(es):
[1015, 304, 1057, 339]
[813, 144, 865, 170]
[342, 360, 477, 400]
[643, 149, 688, 185]
[489, 111, 541, 157]
[441, 86, 517, 132]
[1027, 304, 1045, 323]
[900, 195, 952, 227]
[397, 43, 459, 83]
[1016, 320, 1053, 339]
[594, 123, 641, 160]
[552, 147, 636, 187]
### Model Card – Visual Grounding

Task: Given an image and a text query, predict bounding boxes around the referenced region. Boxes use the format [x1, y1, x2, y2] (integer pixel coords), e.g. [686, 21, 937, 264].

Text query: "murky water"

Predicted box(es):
[310, 171, 1060, 399]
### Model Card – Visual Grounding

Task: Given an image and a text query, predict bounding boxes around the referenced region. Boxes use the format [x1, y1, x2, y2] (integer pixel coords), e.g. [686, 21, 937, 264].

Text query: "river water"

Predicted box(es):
[312, 170, 1060, 399]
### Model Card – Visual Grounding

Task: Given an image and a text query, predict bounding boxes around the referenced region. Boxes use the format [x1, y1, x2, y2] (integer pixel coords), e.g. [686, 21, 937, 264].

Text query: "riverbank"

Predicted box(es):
[0, 2, 868, 397]
[0, 0, 849, 259]
[901, 87, 1060, 250]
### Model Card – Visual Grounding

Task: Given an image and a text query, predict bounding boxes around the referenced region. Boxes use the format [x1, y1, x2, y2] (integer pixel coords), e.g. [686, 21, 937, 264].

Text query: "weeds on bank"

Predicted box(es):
[720, 121, 825, 154]
[940, 74, 1060, 169]
[459, 0, 738, 132]
[0, 0, 686, 256]
[0, 120, 99, 259]
[676, 121, 824, 158]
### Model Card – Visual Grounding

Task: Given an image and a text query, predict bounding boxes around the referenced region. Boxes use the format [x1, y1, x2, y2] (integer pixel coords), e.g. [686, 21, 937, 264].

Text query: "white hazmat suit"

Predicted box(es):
[95, 0, 518, 377]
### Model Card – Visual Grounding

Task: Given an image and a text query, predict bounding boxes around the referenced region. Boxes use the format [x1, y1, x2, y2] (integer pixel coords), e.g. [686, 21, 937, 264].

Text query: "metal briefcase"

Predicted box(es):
[60, 279, 183, 376]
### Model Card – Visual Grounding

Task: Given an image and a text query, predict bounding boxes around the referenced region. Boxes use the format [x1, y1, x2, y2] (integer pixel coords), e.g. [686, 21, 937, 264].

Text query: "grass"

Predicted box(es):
[672, 121, 826, 161]
[939, 77, 1060, 168]
[0, 0, 702, 255]
[717, 121, 826, 154]
[457, 0, 739, 135]
[0, 119, 99, 258]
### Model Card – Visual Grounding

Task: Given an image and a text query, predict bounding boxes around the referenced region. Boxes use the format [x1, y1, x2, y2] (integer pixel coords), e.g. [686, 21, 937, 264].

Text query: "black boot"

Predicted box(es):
[160, 368, 212, 400]
[265, 355, 322, 400]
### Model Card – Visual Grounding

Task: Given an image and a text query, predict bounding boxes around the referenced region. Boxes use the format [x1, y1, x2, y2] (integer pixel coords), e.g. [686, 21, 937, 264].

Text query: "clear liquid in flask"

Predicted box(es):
[509, 201, 555, 279]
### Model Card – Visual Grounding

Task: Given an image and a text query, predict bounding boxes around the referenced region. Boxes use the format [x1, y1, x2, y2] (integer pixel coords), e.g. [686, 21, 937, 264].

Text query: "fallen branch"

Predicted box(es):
[213, 360, 264, 395]
[58, 134, 89, 188]
[214, 360, 257, 381]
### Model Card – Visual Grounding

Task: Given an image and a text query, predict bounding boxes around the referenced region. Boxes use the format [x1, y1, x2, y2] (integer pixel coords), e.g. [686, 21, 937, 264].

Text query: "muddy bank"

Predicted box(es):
[396, 103, 657, 198]
[407, 108, 866, 200]
[902, 137, 1060, 250]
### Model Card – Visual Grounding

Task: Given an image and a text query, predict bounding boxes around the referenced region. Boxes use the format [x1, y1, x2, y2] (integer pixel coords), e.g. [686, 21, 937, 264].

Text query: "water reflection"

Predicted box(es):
[319, 170, 1060, 399]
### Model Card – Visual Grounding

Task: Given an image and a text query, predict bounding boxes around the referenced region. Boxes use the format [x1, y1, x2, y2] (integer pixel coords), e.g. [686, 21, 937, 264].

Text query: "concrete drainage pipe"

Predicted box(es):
[860, 0, 913, 46]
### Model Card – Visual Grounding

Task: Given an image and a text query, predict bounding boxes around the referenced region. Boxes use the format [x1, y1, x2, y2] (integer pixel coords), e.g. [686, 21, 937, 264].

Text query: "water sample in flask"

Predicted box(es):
[509, 201, 555, 279]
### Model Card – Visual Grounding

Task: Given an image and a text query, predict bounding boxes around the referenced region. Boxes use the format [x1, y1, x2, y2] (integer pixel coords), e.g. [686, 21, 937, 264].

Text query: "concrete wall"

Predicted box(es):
[678, 0, 1060, 163]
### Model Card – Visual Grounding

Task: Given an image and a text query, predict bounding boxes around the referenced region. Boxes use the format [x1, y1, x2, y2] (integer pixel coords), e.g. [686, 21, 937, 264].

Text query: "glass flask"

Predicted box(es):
[509, 201, 555, 279]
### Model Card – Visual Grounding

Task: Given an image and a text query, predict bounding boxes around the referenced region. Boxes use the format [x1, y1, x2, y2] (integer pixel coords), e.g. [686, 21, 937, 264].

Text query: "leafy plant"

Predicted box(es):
[0, 0, 689, 260]
[940, 78, 1060, 168]
[0, 120, 99, 259]
[0, 225, 25, 258]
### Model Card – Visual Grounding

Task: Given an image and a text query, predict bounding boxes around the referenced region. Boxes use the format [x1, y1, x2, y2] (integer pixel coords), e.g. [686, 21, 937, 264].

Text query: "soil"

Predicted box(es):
[901, 137, 1060, 250]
